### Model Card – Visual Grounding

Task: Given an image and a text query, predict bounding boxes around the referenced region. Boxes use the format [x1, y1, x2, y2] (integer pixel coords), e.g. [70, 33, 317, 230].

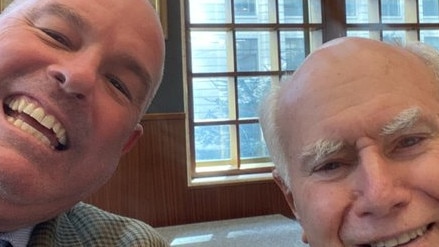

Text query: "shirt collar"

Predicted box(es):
[0, 226, 35, 247]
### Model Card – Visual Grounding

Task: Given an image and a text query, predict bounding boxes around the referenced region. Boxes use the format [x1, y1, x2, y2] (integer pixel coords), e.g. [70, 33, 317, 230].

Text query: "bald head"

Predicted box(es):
[260, 37, 439, 247]
[260, 37, 439, 186]
[279, 37, 438, 111]
[278, 38, 439, 140]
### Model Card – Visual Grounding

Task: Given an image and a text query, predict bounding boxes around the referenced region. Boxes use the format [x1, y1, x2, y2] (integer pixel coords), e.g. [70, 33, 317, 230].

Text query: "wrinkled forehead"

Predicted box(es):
[13, 0, 152, 10]
[14, 0, 158, 27]
[275, 38, 439, 155]
[278, 38, 436, 112]
[7, 0, 160, 37]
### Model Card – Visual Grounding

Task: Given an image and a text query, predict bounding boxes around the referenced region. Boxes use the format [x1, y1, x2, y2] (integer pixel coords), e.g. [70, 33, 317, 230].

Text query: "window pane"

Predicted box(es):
[381, 0, 405, 23]
[308, 0, 322, 23]
[195, 125, 231, 161]
[235, 0, 256, 16]
[420, 0, 439, 23]
[345, 0, 357, 18]
[237, 76, 271, 119]
[191, 31, 231, 73]
[382, 30, 418, 45]
[189, 0, 231, 24]
[234, 0, 274, 23]
[279, 0, 303, 23]
[346, 0, 379, 24]
[346, 30, 366, 38]
[280, 31, 305, 71]
[347, 30, 378, 40]
[236, 31, 274, 71]
[420, 30, 439, 49]
[278, 0, 321, 24]
[239, 123, 269, 159]
[236, 37, 259, 71]
[192, 77, 233, 121]
[381, 0, 401, 16]
[382, 30, 406, 44]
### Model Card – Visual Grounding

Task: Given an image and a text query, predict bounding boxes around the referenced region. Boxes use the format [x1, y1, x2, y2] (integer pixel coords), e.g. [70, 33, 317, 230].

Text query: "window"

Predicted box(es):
[345, 0, 439, 47]
[184, 0, 322, 183]
[184, 0, 439, 184]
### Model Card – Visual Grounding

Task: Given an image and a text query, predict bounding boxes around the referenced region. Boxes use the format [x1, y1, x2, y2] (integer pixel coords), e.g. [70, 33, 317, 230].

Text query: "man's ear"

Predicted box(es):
[273, 169, 300, 221]
[122, 123, 143, 154]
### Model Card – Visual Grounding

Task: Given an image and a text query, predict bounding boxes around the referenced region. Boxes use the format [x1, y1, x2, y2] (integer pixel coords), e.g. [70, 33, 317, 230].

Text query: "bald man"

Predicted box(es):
[260, 37, 439, 246]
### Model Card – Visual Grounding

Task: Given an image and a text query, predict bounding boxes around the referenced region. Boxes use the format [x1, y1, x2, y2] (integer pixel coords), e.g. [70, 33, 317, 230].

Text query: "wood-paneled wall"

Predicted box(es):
[86, 113, 292, 227]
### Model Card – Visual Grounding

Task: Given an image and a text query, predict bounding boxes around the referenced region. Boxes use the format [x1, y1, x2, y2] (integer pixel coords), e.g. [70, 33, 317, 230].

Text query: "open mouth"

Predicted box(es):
[3, 96, 68, 151]
[359, 223, 434, 247]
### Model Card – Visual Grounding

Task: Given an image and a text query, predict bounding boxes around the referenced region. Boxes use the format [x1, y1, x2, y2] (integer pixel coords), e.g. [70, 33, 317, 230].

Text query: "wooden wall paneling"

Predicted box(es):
[86, 113, 292, 227]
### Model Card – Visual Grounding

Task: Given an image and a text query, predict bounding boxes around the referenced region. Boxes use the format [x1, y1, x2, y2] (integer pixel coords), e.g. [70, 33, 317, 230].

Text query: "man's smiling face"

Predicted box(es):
[275, 38, 439, 246]
[0, 0, 164, 231]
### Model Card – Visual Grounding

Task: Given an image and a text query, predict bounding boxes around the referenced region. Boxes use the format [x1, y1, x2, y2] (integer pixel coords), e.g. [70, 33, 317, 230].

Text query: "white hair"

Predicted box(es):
[259, 78, 291, 186]
[406, 42, 439, 87]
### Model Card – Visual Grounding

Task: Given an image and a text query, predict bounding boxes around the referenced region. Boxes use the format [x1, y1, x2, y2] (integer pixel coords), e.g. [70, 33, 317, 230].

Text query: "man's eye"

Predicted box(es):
[310, 159, 354, 180]
[314, 161, 342, 173]
[41, 28, 72, 47]
[395, 136, 425, 149]
[107, 76, 132, 100]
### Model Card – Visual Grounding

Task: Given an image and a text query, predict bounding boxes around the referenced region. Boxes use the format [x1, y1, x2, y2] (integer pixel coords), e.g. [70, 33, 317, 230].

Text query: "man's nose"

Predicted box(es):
[352, 150, 411, 218]
[47, 55, 99, 100]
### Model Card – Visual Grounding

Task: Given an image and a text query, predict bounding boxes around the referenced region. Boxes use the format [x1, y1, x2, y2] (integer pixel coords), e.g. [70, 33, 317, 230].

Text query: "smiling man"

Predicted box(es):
[0, 0, 167, 246]
[260, 37, 439, 246]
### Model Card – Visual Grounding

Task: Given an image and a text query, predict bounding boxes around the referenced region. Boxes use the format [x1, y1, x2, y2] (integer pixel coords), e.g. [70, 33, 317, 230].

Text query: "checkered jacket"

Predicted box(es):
[27, 202, 169, 246]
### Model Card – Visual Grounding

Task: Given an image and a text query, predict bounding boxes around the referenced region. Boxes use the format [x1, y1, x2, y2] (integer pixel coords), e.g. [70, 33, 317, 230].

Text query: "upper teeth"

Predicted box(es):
[371, 225, 428, 247]
[5, 96, 67, 148]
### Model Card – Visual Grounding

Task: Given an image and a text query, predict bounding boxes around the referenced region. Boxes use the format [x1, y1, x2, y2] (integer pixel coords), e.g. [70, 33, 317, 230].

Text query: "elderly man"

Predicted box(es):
[260, 37, 439, 246]
[0, 0, 167, 246]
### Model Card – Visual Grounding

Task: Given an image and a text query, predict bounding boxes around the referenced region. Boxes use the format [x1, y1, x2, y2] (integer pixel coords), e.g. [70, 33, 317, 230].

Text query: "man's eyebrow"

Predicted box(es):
[300, 139, 345, 165]
[380, 107, 421, 136]
[298, 108, 424, 166]
[28, 3, 89, 31]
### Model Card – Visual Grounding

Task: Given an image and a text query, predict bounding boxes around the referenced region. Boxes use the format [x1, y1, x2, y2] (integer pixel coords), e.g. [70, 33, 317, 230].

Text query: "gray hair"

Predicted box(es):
[259, 40, 439, 187]
[259, 78, 291, 186]
[406, 42, 439, 87]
